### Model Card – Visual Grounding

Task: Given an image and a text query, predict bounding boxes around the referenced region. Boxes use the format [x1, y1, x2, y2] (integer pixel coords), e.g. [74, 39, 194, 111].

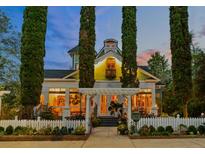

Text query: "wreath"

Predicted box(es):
[70, 94, 80, 105]
[57, 96, 65, 106]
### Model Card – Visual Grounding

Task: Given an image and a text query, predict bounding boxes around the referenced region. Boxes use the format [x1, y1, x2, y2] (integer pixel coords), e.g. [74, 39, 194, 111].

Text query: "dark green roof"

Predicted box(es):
[138, 66, 151, 74]
[44, 70, 75, 78]
[67, 45, 97, 56]
[67, 46, 79, 55]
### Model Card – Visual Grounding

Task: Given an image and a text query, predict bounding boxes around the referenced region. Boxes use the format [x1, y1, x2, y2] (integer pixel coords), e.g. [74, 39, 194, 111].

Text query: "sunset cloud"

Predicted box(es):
[137, 49, 171, 66]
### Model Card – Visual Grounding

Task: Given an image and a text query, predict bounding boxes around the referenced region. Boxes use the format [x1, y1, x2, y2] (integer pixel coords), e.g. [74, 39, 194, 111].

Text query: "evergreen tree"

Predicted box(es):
[79, 6, 96, 88]
[169, 6, 192, 117]
[194, 51, 205, 99]
[148, 52, 171, 84]
[0, 10, 21, 84]
[188, 50, 205, 117]
[20, 7, 47, 118]
[0, 9, 21, 119]
[121, 6, 139, 88]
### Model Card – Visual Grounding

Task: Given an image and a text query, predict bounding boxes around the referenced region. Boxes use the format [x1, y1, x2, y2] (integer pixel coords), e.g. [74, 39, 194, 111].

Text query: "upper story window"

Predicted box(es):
[107, 58, 115, 69]
[105, 58, 116, 79]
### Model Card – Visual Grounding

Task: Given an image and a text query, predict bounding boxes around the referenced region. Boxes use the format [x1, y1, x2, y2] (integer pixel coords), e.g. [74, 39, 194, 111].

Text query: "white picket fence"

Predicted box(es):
[0, 119, 85, 130]
[133, 117, 205, 130]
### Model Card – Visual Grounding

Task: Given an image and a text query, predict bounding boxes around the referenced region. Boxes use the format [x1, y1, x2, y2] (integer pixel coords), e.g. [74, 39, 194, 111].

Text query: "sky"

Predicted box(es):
[0, 6, 205, 69]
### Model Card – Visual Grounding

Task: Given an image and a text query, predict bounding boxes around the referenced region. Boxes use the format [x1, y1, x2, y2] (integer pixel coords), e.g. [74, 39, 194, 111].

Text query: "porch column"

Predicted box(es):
[63, 89, 70, 120]
[92, 95, 97, 116]
[97, 95, 100, 117]
[127, 95, 132, 129]
[151, 84, 157, 116]
[85, 95, 91, 134]
[42, 88, 49, 106]
[107, 95, 111, 106]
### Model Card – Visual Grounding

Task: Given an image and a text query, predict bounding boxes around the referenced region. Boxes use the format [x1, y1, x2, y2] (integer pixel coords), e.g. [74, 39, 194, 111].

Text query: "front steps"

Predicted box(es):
[98, 116, 118, 127]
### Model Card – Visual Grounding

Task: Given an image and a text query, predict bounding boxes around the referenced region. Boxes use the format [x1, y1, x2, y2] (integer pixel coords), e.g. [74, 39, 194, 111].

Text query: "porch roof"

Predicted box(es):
[79, 88, 141, 96]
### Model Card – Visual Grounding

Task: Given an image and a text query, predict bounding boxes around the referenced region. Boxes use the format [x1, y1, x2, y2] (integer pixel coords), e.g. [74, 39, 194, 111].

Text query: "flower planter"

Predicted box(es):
[129, 134, 205, 139]
[0, 134, 89, 141]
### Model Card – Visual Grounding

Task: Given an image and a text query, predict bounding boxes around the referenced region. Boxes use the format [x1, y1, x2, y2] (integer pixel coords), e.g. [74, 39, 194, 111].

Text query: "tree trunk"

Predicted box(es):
[183, 103, 188, 118]
[21, 105, 34, 119]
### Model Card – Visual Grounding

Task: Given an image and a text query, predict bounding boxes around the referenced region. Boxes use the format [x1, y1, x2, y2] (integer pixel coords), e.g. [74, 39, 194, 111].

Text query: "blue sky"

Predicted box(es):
[1, 6, 205, 69]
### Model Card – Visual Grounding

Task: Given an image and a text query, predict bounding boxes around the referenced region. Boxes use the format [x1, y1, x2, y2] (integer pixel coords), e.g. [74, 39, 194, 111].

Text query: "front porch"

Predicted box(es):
[40, 88, 158, 133]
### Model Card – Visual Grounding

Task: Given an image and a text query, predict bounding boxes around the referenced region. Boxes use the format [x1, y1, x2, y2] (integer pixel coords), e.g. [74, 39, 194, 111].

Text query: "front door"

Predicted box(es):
[99, 95, 119, 116]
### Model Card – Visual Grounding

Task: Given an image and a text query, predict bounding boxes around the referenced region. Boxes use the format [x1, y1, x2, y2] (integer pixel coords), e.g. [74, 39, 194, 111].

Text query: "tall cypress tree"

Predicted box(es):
[121, 6, 139, 88]
[79, 7, 96, 88]
[169, 6, 192, 117]
[20, 7, 47, 118]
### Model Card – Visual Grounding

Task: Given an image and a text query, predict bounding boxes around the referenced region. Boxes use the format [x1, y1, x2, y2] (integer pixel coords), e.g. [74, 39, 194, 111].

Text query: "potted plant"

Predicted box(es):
[108, 101, 123, 117]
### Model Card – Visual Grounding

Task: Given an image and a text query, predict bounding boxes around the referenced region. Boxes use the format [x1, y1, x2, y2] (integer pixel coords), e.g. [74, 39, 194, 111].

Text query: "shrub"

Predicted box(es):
[74, 125, 86, 135]
[157, 126, 165, 133]
[68, 128, 74, 134]
[91, 117, 101, 127]
[38, 127, 47, 135]
[13, 126, 23, 135]
[13, 126, 36, 135]
[198, 125, 205, 135]
[149, 125, 156, 134]
[0, 126, 4, 132]
[0, 126, 4, 136]
[130, 125, 138, 135]
[138, 125, 149, 136]
[25, 127, 34, 135]
[178, 124, 188, 135]
[161, 131, 170, 136]
[117, 123, 128, 135]
[44, 127, 52, 135]
[165, 126, 174, 134]
[40, 109, 56, 120]
[6, 125, 13, 135]
[187, 125, 197, 135]
[151, 131, 161, 136]
[60, 127, 68, 135]
[37, 127, 52, 135]
[52, 126, 61, 135]
[32, 128, 38, 135]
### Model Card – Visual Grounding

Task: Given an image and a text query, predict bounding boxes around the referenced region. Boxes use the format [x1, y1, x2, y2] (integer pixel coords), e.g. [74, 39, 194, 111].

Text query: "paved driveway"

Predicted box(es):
[0, 127, 205, 148]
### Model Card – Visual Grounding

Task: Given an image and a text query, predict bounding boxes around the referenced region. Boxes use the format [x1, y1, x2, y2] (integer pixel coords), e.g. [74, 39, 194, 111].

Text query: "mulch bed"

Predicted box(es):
[0, 135, 89, 141]
[129, 135, 205, 139]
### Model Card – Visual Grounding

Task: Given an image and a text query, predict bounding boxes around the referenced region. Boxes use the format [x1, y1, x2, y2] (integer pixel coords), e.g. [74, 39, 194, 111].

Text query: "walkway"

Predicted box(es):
[0, 127, 205, 148]
[82, 127, 133, 148]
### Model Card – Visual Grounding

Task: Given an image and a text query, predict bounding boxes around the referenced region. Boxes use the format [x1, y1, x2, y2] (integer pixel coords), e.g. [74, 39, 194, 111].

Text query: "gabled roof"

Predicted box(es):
[96, 38, 121, 58]
[137, 66, 160, 82]
[67, 46, 79, 55]
[44, 66, 158, 81]
[44, 70, 75, 79]
[95, 50, 122, 64]
[67, 45, 97, 56]
[96, 47, 121, 58]
[138, 66, 151, 74]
